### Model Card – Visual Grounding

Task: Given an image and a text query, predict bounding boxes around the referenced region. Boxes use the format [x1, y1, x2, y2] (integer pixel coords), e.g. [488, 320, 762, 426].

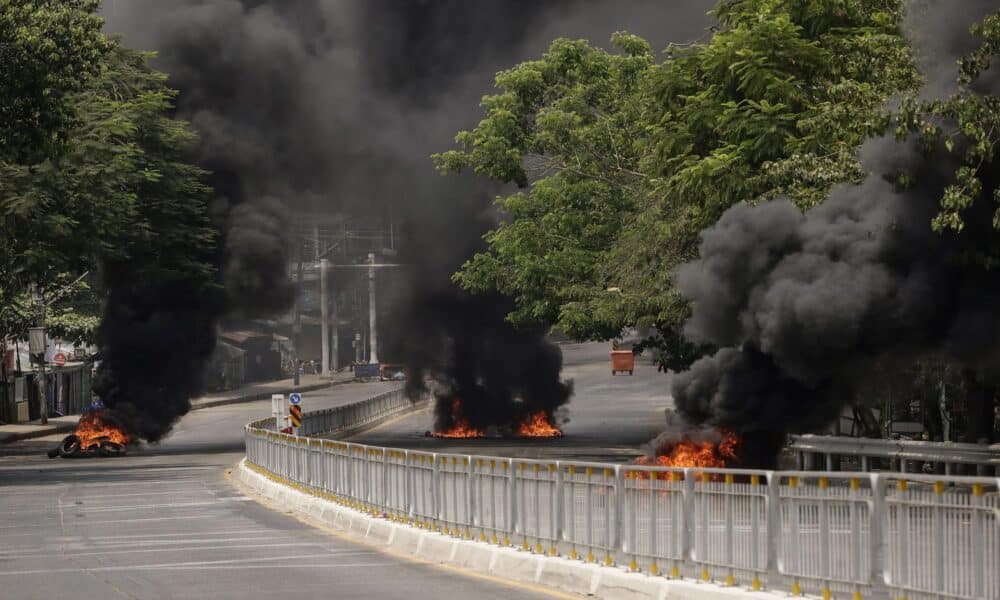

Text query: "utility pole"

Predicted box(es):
[331, 291, 339, 372]
[367, 252, 378, 364]
[293, 248, 303, 386]
[319, 258, 330, 377]
[28, 285, 48, 425]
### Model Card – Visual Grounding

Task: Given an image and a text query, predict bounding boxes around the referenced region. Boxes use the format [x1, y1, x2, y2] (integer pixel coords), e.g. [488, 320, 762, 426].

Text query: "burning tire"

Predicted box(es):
[57, 435, 82, 458]
[98, 440, 126, 457]
[46, 410, 135, 459]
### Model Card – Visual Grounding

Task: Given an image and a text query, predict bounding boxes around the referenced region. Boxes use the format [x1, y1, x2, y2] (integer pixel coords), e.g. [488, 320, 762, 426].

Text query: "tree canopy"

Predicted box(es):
[0, 2, 216, 351]
[0, 0, 111, 165]
[436, 0, 920, 366]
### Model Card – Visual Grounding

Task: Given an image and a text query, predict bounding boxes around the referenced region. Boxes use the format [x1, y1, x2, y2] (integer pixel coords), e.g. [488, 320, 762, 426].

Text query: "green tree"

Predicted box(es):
[894, 9, 1000, 235]
[0, 7, 217, 355]
[0, 0, 111, 164]
[436, 33, 655, 338]
[438, 0, 918, 367]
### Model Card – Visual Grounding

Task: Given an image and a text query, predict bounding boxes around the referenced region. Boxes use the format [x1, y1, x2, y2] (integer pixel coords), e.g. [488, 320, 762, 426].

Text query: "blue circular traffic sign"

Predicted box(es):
[289, 392, 302, 405]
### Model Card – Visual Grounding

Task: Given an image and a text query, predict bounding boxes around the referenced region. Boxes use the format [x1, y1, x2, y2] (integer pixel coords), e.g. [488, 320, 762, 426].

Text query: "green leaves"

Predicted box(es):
[437, 0, 921, 364]
[898, 10, 1000, 233]
[1, 7, 217, 345]
[438, 35, 655, 336]
[0, 0, 112, 164]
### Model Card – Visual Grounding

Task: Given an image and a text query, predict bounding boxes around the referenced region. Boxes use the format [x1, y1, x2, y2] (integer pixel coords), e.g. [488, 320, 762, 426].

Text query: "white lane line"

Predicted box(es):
[138, 562, 393, 572]
[76, 536, 285, 548]
[49, 514, 216, 526]
[0, 555, 388, 576]
[0, 529, 291, 548]
[0, 536, 295, 555]
[51, 499, 251, 513]
[60, 490, 210, 501]
[77, 529, 270, 541]
[5, 543, 371, 560]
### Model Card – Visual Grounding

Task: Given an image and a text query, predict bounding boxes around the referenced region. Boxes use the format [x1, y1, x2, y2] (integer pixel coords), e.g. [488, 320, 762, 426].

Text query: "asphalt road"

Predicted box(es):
[348, 342, 672, 462]
[0, 381, 559, 600]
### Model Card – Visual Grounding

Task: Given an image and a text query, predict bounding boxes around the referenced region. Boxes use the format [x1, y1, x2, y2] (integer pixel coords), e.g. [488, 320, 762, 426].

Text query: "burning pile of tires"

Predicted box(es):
[47, 435, 128, 458]
[45, 409, 134, 459]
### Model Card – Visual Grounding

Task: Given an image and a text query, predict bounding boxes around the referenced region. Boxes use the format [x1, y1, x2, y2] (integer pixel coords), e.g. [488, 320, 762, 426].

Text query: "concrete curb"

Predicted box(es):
[234, 459, 786, 600]
[0, 422, 77, 444]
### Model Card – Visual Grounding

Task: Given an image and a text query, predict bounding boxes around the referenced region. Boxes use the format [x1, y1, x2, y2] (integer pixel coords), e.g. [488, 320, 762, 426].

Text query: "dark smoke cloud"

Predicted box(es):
[97, 0, 715, 436]
[93, 267, 222, 442]
[223, 197, 294, 316]
[399, 292, 572, 432]
[670, 3, 1000, 466]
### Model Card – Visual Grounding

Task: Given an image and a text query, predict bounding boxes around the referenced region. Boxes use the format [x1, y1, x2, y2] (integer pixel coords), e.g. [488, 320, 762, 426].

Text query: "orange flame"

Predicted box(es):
[431, 398, 485, 438]
[516, 411, 563, 437]
[74, 410, 133, 449]
[630, 429, 740, 479]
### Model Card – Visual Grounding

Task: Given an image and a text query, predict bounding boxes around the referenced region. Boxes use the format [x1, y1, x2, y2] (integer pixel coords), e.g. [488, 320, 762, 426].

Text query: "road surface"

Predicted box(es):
[349, 342, 672, 462]
[0, 381, 560, 600]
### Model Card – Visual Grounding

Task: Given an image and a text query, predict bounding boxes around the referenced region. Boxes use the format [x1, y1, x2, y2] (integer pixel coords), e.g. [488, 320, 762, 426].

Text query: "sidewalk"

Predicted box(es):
[0, 370, 355, 444]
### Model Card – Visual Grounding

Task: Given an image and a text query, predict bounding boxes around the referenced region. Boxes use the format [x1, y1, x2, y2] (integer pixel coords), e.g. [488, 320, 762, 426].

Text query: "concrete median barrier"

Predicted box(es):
[234, 458, 786, 600]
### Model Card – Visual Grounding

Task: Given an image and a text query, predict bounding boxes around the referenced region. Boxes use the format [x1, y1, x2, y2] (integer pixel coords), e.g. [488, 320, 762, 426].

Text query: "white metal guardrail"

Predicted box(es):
[245, 391, 1000, 600]
[788, 434, 1000, 475]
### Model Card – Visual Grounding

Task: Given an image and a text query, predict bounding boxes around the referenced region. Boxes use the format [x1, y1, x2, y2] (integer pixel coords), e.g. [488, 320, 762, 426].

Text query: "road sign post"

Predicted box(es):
[289, 404, 302, 435]
[289, 392, 303, 434]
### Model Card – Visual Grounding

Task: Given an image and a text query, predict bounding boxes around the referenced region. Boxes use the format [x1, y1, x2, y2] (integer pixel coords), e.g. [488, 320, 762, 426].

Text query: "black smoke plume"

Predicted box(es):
[398, 292, 572, 433]
[98, 0, 715, 438]
[670, 4, 1000, 466]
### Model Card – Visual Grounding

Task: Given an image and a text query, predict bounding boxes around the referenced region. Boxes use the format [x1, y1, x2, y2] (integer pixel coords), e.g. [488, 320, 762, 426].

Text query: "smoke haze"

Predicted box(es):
[97, 1, 716, 437]
[670, 2, 1000, 466]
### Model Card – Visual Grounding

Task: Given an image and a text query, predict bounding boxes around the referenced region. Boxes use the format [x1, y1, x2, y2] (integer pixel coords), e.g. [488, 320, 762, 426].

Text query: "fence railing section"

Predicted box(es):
[788, 434, 999, 476]
[245, 392, 1000, 600]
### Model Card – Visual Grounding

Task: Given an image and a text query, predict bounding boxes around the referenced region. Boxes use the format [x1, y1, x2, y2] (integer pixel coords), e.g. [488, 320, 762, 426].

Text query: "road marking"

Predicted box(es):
[54, 499, 252, 513]
[81, 529, 272, 540]
[63, 490, 210, 501]
[0, 555, 389, 576]
[131, 562, 393, 572]
[41, 514, 216, 526]
[4, 543, 373, 560]
[0, 536, 294, 554]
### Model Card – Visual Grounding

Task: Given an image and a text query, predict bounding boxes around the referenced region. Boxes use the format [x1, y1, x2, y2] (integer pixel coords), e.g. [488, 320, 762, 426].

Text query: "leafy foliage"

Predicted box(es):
[0, 0, 111, 164]
[436, 34, 655, 338]
[438, 0, 919, 368]
[0, 2, 217, 353]
[895, 10, 1000, 235]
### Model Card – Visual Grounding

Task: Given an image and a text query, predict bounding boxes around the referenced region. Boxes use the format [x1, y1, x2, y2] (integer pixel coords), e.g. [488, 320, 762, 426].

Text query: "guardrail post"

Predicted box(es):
[506, 458, 516, 546]
[403, 450, 412, 520]
[554, 461, 564, 550]
[869, 473, 885, 586]
[971, 483, 985, 598]
[382, 448, 389, 515]
[465, 456, 475, 538]
[613, 465, 625, 557]
[818, 477, 830, 593]
[682, 468, 695, 564]
[724, 473, 734, 583]
[346, 443, 355, 503]
[765, 471, 781, 589]
[432, 453, 441, 529]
